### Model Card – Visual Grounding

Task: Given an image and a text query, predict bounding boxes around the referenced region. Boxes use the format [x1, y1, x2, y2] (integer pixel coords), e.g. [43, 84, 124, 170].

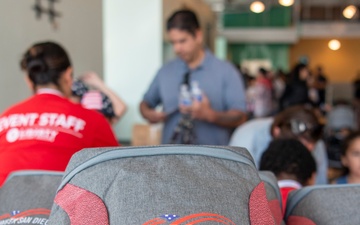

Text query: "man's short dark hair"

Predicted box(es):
[166, 9, 200, 36]
[259, 139, 317, 185]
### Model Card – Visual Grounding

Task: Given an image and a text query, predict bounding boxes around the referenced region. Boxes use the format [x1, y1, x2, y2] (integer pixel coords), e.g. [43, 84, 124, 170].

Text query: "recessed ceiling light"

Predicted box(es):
[328, 39, 341, 51]
[250, 1, 265, 13]
[279, 0, 294, 7]
[343, 5, 357, 19]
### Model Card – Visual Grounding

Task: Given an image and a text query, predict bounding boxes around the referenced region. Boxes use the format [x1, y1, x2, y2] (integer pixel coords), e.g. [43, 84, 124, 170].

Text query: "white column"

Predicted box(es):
[215, 36, 228, 60]
[103, 0, 163, 141]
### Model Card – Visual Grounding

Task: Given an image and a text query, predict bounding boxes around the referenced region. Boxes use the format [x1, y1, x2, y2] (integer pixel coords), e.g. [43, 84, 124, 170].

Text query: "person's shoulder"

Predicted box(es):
[334, 176, 348, 184]
[238, 117, 274, 132]
[157, 58, 183, 75]
[207, 52, 234, 68]
[0, 96, 36, 116]
[205, 50, 234, 67]
[216, 59, 241, 78]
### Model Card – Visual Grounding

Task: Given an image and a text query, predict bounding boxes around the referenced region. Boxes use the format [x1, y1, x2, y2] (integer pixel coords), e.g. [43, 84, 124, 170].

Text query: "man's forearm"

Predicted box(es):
[140, 101, 151, 120]
[99, 85, 127, 120]
[207, 109, 246, 128]
[140, 101, 166, 124]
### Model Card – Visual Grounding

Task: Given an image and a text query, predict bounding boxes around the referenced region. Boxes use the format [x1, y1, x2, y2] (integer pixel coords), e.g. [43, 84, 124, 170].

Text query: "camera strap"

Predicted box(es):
[170, 71, 196, 144]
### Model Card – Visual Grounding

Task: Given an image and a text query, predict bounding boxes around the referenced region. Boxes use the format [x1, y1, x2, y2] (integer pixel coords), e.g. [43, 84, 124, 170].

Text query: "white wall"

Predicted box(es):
[103, 0, 163, 141]
[0, 0, 103, 111]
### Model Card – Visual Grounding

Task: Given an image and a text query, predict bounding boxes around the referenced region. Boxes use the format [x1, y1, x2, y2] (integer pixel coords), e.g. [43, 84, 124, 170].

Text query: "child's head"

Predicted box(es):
[341, 132, 360, 178]
[259, 139, 317, 186]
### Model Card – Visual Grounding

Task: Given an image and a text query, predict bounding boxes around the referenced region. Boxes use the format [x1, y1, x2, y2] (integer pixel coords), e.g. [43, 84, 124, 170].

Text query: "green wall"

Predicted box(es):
[229, 44, 290, 72]
[223, 6, 292, 28]
[223, 6, 292, 71]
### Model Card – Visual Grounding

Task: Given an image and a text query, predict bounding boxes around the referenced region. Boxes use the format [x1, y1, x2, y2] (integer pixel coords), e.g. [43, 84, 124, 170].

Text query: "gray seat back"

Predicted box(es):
[49, 145, 278, 225]
[259, 171, 284, 225]
[285, 184, 360, 225]
[0, 170, 63, 224]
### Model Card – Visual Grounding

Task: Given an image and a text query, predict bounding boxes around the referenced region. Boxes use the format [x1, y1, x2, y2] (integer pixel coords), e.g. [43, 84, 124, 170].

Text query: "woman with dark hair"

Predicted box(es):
[0, 41, 119, 186]
[279, 63, 310, 110]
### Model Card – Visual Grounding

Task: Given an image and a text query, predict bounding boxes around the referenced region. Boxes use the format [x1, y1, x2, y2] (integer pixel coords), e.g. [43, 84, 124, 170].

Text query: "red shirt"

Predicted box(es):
[0, 91, 119, 186]
[278, 180, 302, 215]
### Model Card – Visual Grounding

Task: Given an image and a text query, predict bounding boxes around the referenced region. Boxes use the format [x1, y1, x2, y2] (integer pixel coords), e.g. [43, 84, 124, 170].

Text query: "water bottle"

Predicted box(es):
[179, 84, 192, 106]
[191, 81, 202, 102]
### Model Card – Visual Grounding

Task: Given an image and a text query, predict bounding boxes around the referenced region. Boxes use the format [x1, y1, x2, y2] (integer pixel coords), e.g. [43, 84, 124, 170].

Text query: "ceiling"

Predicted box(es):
[204, 0, 360, 12]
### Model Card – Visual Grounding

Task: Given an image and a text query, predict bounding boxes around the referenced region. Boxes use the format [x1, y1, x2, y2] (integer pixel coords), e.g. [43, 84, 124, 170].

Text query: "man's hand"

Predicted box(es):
[190, 95, 214, 122]
[179, 104, 192, 115]
[145, 110, 166, 124]
[182, 94, 245, 128]
[140, 101, 166, 124]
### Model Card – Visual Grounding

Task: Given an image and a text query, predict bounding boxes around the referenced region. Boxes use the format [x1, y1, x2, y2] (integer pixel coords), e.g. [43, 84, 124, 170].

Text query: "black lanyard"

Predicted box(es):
[169, 71, 196, 144]
[183, 71, 191, 86]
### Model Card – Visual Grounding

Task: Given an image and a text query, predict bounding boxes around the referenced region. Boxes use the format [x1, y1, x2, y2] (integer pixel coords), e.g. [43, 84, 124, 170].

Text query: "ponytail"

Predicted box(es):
[20, 42, 71, 88]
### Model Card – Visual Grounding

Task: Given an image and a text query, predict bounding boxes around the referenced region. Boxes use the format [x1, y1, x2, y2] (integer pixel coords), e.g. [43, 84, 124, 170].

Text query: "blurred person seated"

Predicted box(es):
[260, 139, 317, 215]
[229, 117, 273, 167]
[71, 72, 127, 125]
[334, 132, 360, 184]
[324, 100, 357, 175]
[0, 41, 119, 186]
[229, 105, 327, 184]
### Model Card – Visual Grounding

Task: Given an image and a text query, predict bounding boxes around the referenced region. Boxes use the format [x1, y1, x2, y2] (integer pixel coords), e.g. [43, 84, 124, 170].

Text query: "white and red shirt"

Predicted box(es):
[278, 179, 302, 215]
[0, 89, 119, 186]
